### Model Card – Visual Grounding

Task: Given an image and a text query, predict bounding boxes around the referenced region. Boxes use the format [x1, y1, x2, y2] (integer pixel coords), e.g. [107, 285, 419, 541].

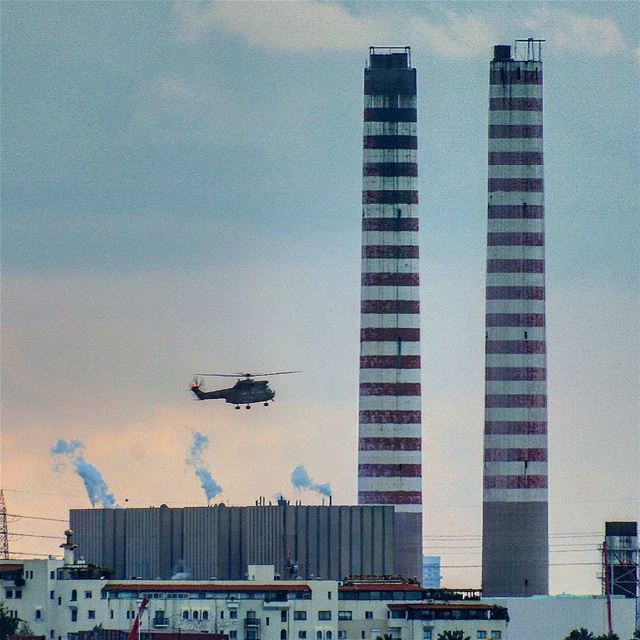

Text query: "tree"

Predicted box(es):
[0, 603, 19, 640]
[594, 634, 620, 640]
[14, 622, 34, 637]
[436, 632, 471, 640]
[564, 630, 595, 640]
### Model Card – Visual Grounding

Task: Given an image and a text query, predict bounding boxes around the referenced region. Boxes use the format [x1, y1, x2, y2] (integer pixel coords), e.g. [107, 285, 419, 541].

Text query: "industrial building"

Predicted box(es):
[358, 46, 422, 583]
[482, 40, 549, 596]
[603, 521, 639, 599]
[70, 503, 395, 581]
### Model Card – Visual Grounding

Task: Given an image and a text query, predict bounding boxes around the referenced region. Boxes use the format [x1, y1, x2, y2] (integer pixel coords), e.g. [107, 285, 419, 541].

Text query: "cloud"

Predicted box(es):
[522, 6, 627, 56]
[415, 8, 495, 60]
[173, 1, 495, 60]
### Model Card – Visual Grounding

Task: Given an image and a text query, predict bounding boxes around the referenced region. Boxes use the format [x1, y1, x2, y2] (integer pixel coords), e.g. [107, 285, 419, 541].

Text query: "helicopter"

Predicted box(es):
[190, 371, 300, 409]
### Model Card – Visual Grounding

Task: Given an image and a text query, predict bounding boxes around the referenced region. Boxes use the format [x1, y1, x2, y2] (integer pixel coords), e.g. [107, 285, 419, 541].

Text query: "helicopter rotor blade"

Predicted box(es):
[194, 370, 301, 378]
[195, 373, 244, 378]
[249, 370, 301, 376]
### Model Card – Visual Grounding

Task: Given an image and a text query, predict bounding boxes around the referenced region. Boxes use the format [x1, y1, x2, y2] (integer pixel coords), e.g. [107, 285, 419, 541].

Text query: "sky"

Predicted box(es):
[1, 1, 638, 595]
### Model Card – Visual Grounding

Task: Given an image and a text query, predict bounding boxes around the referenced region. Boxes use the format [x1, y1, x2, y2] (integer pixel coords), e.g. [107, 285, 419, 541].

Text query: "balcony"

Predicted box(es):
[263, 600, 290, 609]
[153, 618, 170, 628]
[244, 618, 261, 628]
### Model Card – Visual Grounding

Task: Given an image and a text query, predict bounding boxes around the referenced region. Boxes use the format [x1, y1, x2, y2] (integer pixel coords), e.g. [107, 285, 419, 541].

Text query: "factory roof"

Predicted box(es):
[103, 583, 311, 594]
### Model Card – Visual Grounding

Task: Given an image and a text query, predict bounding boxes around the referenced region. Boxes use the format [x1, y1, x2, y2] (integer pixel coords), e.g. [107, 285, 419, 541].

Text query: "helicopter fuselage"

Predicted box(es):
[191, 378, 275, 407]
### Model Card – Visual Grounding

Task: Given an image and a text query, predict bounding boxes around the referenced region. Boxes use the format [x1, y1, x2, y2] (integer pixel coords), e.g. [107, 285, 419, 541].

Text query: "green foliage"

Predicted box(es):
[593, 634, 620, 640]
[564, 630, 595, 640]
[436, 632, 471, 640]
[0, 603, 19, 640]
[15, 622, 34, 636]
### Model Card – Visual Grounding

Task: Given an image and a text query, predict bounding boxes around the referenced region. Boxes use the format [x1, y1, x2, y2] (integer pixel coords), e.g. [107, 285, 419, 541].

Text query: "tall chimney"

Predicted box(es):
[482, 40, 549, 596]
[358, 46, 422, 582]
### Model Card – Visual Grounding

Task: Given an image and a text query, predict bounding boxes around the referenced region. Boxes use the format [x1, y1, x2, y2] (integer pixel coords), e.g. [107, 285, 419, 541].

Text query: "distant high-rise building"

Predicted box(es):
[358, 46, 422, 582]
[482, 40, 549, 596]
[422, 556, 441, 589]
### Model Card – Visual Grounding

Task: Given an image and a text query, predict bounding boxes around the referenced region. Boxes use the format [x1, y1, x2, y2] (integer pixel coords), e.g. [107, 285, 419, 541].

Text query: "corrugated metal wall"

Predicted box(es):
[70, 504, 394, 580]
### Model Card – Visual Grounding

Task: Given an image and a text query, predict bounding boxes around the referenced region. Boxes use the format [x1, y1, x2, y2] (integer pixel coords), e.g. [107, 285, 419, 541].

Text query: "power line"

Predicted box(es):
[10, 532, 63, 540]
[442, 562, 602, 569]
[8, 551, 62, 558]
[7, 513, 67, 523]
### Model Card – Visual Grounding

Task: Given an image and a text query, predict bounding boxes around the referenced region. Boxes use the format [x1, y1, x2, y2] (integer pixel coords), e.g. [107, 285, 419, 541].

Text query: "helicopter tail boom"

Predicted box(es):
[190, 384, 228, 401]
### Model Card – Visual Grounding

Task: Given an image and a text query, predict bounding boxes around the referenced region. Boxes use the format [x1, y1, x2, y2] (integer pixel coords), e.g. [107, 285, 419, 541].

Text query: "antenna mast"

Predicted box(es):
[0, 489, 10, 559]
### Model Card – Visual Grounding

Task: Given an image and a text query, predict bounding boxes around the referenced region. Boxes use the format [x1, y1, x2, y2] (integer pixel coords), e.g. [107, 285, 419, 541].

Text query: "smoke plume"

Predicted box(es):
[290, 464, 331, 497]
[50, 438, 117, 508]
[186, 431, 223, 502]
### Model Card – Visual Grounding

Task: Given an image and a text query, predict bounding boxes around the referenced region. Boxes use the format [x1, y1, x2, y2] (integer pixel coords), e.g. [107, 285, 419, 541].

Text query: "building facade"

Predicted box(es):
[70, 504, 394, 581]
[482, 41, 549, 596]
[1, 560, 509, 640]
[358, 46, 422, 583]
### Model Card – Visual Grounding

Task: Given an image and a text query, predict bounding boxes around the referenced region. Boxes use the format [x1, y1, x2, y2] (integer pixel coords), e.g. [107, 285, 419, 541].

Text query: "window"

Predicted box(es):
[50, 631, 54, 639]
[57, 598, 61, 606]
[364, 612, 373, 620]
[229, 632, 237, 640]
[110, 611, 114, 619]
[182, 611, 189, 620]
[85, 591, 92, 599]
[338, 633, 347, 640]
[476, 633, 486, 640]
[326, 633, 332, 640]
[203, 611, 209, 621]
[15, 591, 22, 600]
[390, 611, 405, 619]
[35, 610, 42, 621]
[422, 631, 432, 640]
[50, 591, 55, 600]
[193, 611, 199, 620]
[71, 610, 77, 623]
[50, 571, 56, 580]
[5, 590, 12, 599]
[280, 631, 287, 640]
[265, 617, 270, 626]
[490, 633, 501, 639]
[338, 611, 352, 621]
[294, 612, 307, 621]
[230, 610, 238, 619]
[318, 611, 331, 621]
[220, 612, 225, 619]
[281, 611, 287, 623]
[317, 632, 322, 640]
[361, 633, 365, 640]
[71, 590, 77, 602]
[88, 611, 96, 620]
[328, 591, 332, 600]
[298, 632, 306, 639]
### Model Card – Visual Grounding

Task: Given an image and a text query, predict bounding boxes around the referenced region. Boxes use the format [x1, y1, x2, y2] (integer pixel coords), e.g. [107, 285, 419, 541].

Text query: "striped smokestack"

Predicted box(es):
[358, 47, 422, 582]
[482, 41, 549, 596]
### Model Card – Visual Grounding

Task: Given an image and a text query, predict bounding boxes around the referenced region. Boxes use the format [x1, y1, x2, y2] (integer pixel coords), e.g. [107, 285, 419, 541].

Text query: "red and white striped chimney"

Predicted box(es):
[357, 47, 422, 581]
[482, 41, 549, 596]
